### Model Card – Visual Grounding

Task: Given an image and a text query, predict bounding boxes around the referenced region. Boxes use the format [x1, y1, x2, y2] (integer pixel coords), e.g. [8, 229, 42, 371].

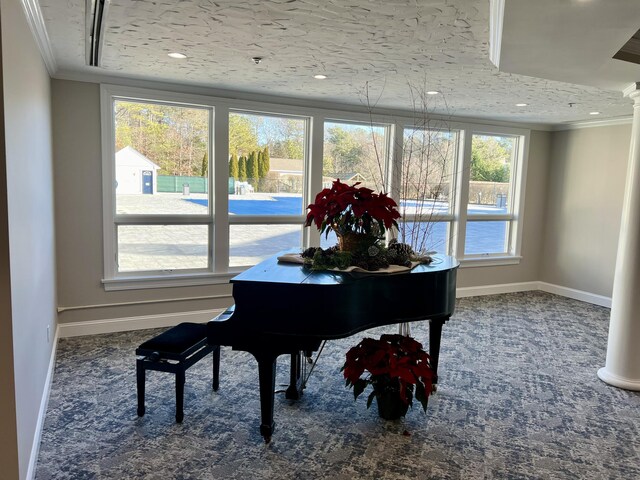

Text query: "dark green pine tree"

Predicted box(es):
[256, 150, 265, 191]
[200, 152, 208, 177]
[257, 150, 266, 179]
[238, 156, 247, 182]
[262, 146, 271, 175]
[229, 153, 239, 179]
[247, 151, 259, 184]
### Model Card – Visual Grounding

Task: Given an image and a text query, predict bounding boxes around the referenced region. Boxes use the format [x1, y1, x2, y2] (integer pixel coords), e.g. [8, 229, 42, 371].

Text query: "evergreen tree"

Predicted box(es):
[229, 153, 239, 179]
[257, 150, 266, 179]
[262, 146, 271, 175]
[247, 151, 259, 183]
[238, 156, 247, 181]
[200, 152, 208, 177]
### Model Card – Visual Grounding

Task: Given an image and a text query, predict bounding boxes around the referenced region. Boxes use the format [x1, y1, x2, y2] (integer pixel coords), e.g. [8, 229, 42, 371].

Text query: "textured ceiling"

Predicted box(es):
[39, 0, 635, 125]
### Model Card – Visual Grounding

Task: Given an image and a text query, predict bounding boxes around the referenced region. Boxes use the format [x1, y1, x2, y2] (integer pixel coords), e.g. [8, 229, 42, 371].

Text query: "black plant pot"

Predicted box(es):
[375, 390, 410, 420]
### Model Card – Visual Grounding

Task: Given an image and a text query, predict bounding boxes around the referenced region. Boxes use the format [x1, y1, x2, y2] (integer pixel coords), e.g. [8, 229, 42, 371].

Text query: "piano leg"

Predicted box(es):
[253, 351, 277, 443]
[285, 352, 304, 400]
[429, 317, 448, 385]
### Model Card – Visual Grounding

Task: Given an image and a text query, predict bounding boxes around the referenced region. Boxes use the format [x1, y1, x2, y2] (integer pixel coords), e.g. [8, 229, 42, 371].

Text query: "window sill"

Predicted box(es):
[102, 271, 243, 291]
[459, 255, 522, 268]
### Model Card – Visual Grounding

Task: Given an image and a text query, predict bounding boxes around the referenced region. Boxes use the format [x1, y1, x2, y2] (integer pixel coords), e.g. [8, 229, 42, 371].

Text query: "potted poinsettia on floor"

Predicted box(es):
[341, 334, 433, 420]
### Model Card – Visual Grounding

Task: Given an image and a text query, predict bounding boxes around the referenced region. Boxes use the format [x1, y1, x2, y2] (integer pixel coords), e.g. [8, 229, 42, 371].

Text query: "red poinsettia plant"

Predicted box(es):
[342, 334, 433, 412]
[305, 179, 401, 238]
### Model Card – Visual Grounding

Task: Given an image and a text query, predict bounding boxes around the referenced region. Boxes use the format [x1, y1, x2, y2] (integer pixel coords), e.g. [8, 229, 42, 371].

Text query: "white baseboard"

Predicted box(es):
[26, 324, 59, 480]
[456, 280, 611, 308]
[456, 281, 539, 298]
[58, 308, 226, 338]
[58, 282, 610, 339]
[537, 282, 611, 308]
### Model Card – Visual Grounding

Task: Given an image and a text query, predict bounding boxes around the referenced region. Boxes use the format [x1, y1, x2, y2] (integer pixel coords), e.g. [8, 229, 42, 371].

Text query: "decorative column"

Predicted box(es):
[598, 83, 640, 390]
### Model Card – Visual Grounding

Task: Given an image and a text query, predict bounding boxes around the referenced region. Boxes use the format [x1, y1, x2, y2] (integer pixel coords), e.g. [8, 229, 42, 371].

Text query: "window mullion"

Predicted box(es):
[453, 128, 471, 258]
[306, 114, 325, 248]
[213, 104, 229, 272]
[114, 215, 211, 225]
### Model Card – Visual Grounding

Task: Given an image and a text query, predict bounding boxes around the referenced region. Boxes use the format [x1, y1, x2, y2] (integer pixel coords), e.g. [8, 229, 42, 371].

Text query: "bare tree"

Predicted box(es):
[361, 80, 458, 254]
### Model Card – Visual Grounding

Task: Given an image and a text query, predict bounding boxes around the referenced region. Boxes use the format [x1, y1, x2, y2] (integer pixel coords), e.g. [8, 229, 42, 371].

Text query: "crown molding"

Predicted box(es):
[552, 116, 634, 131]
[488, 0, 505, 69]
[20, 0, 57, 75]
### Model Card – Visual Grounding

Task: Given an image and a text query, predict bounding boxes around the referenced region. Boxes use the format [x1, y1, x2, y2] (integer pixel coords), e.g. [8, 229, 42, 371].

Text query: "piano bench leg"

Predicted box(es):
[175, 369, 185, 423]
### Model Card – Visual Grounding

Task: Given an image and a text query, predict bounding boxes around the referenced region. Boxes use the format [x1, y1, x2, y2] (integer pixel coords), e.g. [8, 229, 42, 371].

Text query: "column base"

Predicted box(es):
[597, 367, 640, 391]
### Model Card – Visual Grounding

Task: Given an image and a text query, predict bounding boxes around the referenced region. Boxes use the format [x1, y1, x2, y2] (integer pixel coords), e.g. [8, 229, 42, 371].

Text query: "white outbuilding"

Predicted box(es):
[115, 146, 160, 194]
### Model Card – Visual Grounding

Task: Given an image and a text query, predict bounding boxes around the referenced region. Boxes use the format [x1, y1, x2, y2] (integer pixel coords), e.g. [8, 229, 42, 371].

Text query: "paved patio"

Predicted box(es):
[115, 192, 506, 272]
[116, 193, 302, 271]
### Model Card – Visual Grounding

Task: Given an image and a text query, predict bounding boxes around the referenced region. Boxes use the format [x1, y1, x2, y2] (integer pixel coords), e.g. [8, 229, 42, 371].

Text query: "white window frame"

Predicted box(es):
[101, 85, 227, 290]
[227, 109, 311, 268]
[398, 122, 529, 266]
[100, 84, 529, 291]
[455, 125, 529, 266]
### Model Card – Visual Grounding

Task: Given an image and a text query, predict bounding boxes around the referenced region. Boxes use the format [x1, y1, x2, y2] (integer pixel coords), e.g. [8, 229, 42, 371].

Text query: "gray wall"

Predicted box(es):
[0, 7, 19, 478]
[1, 0, 57, 478]
[541, 124, 631, 297]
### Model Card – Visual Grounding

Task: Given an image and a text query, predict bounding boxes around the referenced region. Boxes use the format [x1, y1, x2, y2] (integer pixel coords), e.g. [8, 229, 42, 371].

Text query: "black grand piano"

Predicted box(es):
[207, 253, 459, 442]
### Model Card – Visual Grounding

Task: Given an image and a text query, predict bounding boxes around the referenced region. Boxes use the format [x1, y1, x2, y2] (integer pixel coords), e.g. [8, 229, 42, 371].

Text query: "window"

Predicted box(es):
[398, 125, 527, 263]
[398, 127, 457, 254]
[320, 120, 390, 248]
[228, 111, 308, 266]
[103, 89, 215, 287]
[101, 85, 528, 290]
[458, 131, 525, 263]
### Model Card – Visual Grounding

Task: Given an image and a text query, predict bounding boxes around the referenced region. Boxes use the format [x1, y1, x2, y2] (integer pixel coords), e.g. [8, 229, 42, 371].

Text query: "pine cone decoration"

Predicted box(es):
[387, 241, 414, 266]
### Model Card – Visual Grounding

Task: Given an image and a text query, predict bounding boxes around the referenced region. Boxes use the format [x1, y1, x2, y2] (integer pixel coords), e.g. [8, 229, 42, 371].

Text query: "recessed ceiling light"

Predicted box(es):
[516, 103, 528, 107]
[426, 90, 440, 95]
[589, 111, 601, 115]
[314, 74, 327, 80]
[168, 52, 187, 59]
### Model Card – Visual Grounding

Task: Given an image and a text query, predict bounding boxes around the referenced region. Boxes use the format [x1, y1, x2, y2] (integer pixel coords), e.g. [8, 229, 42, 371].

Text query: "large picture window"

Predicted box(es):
[464, 133, 521, 257]
[398, 127, 457, 254]
[320, 119, 389, 248]
[227, 111, 308, 267]
[104, 93, 214, 283]
[101, 85, 528, 290]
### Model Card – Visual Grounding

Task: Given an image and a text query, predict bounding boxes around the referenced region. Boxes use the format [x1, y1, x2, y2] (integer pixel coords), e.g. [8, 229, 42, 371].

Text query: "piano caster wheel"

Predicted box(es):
[137, 406, 145, 417]
[305, 356, 313, 364]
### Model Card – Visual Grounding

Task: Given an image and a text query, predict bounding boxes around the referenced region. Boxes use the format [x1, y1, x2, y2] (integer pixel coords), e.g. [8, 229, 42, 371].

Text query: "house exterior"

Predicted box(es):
[115, 146, 160, 194]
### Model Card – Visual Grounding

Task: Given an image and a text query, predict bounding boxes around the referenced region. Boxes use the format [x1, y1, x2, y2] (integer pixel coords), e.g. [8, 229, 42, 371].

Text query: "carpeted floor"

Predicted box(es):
[36, 292, 640, 479]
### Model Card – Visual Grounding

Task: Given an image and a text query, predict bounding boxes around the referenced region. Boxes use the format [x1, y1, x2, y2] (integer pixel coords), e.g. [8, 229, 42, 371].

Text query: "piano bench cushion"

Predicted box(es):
[137, 322, 207, 357]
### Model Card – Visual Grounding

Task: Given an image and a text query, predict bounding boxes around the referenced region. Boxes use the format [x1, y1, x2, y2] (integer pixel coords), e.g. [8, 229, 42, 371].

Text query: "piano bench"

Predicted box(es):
[135, 322, 220, 423]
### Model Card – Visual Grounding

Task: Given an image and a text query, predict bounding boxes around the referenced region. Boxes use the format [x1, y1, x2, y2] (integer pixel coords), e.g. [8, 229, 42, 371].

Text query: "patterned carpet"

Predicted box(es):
[36, 292, 640, 479]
